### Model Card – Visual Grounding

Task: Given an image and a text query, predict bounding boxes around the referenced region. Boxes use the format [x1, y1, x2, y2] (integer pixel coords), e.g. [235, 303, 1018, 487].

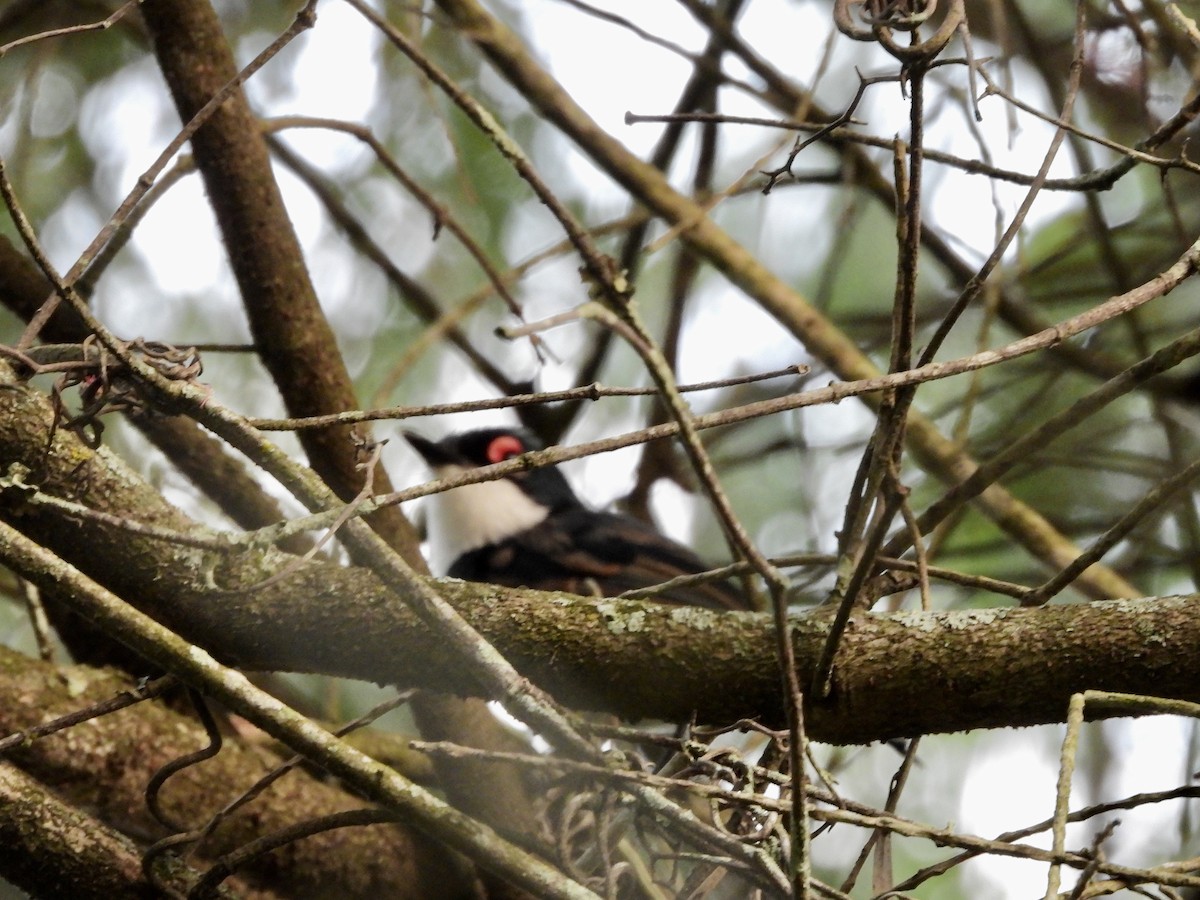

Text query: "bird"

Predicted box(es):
[404, 427, 747, 611]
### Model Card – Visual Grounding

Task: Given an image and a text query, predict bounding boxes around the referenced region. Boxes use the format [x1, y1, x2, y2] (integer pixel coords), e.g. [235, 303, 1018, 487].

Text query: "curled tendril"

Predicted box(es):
[13, 335, 206, 448]
[834, 0, 965, 62]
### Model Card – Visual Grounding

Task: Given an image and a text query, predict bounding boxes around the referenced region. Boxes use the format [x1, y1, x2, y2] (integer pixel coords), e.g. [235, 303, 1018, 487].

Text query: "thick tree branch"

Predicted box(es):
[0, 525, 596, 900]
[139, 0, 420, 560]
[0, 368, 1197, 746]
[0, 761, 196, 899]
[0, 648, 473, 899]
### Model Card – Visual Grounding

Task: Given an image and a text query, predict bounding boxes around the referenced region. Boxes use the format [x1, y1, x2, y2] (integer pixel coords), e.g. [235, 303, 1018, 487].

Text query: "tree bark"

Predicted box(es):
[1, 362, 1197, 745]
[0, 648, 476, 899]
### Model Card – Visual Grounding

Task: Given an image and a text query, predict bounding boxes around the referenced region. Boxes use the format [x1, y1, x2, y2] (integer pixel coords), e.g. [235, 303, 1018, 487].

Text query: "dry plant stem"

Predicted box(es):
[250, 364, 808, 430]
[413, 740, 800, 805]
[626, 111, 832, 130]
[628, 108, 1200, 186]
[899, 496, 932, 610]
[784, 771, 1197, 887]
[620, 554, 1029, 602]
[1046, 693, 1086, 900]
[428, 0, 1136, 603]
[824, 104, 925, 662]
[812, 491, 902, 695]
[827, 83, 926, 633]
[859, 737, 920, 895]
[974, 64, 1200, 181]
[6, 488, 233, 552]
[893, 788, 1200, 893]
[0, 522, 595, 900]
[828, 136, 916, 609]
[19, 579, 55, 662]
[1156, 410, 1200, 589]
[0, 676, 175, 754]
[500, 307, 589, 340]
[0, 1, 142, 56]
[1082, 690, 1200, 719]
[1063, 829, 1112, 900]
[759, 72, 888, 190]
[813, 807, 1200, 890]
[192, 809, 401, 899]
[1169, 4, 1200, 44]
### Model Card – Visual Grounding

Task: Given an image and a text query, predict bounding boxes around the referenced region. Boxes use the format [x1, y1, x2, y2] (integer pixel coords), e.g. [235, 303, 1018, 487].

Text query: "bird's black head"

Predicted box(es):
[404, 427, 580, 511]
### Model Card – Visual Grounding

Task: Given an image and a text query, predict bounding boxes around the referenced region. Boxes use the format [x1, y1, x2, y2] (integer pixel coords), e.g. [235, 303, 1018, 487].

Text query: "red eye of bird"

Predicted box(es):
[486, 434, 526, 464]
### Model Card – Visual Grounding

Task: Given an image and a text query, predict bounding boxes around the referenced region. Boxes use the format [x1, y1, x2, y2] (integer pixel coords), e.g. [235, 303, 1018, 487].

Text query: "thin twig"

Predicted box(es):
[249, 364, 808, 430]
[918, 0, 1089, 367]
[1046, 692, 1086, 899]
[883, 324, 1200, 562]
[0, 675, 177, 755]
[1023, 453, 1200, 605]
[0, 0, 142, 56]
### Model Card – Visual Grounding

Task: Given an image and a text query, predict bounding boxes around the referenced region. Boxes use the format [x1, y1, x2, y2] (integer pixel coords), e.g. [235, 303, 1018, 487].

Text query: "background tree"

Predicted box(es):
[1, 0, 1200, 897]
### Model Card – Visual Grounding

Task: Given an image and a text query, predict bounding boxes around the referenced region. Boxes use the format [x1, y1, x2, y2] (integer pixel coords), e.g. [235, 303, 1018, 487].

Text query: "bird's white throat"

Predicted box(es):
[424, 464, 550, 574]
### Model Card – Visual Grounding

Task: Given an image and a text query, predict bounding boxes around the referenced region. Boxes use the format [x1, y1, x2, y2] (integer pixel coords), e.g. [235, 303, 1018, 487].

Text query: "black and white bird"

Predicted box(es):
[405, 428, 746, 611]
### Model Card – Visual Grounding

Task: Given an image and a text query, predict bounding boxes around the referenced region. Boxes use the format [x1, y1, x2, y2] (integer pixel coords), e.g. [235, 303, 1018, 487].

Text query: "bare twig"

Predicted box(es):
[0, 0, 142, 56]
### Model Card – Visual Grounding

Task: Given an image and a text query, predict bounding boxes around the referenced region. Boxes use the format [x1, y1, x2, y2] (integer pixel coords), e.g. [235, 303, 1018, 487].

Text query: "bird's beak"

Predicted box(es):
[403, 431, 455, 467]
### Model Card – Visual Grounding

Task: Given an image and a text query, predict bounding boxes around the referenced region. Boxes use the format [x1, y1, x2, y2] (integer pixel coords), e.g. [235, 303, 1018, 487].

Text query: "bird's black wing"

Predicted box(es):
[449, 509, 747, 611]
